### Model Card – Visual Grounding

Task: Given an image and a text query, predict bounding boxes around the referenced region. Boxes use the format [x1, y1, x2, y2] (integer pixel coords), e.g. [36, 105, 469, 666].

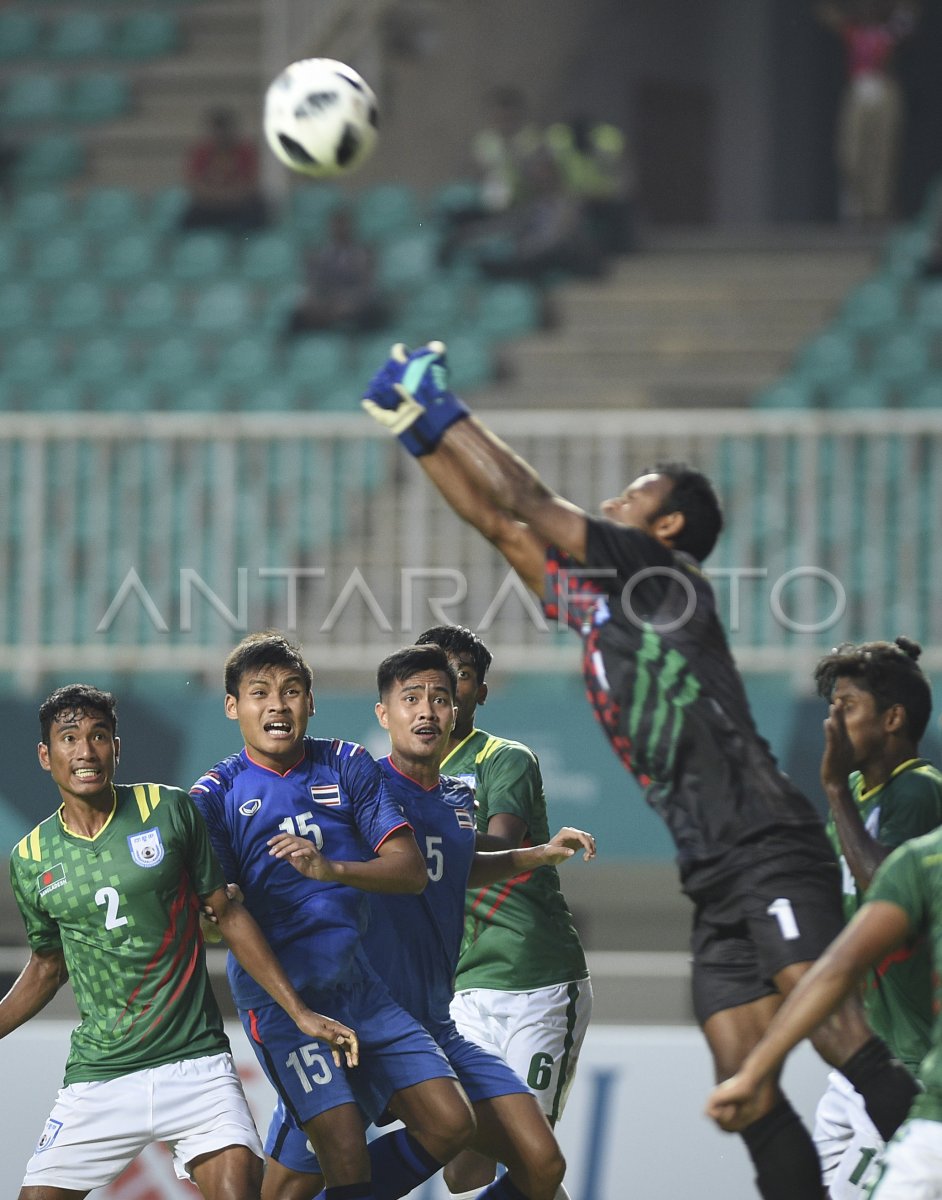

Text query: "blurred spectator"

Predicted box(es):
[546, 113, 637, 254]
[180, 107, 268, 233]
[817, 0, 919, 225]
[285, 207, 389, 338]
[473, 150, 604, 284]
[471, 85, 544, 215]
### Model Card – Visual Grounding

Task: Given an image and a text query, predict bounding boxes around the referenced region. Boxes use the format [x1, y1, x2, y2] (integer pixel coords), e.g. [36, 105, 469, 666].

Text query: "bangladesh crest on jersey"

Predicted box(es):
[127, 828, 164, 867]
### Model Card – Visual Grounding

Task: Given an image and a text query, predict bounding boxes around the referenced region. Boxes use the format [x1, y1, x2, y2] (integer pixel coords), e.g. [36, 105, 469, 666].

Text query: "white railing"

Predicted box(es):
[2, 408, 942, 689]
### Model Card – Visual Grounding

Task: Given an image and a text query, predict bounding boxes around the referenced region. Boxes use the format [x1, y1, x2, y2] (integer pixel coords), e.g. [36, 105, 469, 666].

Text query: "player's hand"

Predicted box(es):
[268, 833, 335, 881]
[295, 1010, 360, 1069]
[361, 340, 469, 456]
[200, 883, 244, 945]
[547, 827, 597, 862]
[705, 1072, 768, 1132]
[820, 704, 856, 793]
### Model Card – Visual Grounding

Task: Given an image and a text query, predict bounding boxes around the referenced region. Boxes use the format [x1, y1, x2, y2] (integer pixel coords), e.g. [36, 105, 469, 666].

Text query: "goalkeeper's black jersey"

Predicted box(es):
[544, 517, 825, 894]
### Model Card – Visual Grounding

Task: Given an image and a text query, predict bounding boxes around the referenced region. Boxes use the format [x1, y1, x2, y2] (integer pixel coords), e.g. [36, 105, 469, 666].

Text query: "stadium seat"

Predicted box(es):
[0, 11, 41, 60]
[146, 185, 189, 234]
[0, 282, 37, 335]
[97, 381, 160, 413]
[48, 280, 110, 333]
[170, 232, 231, 282]
[399, 276, 469, 344]
[32, 381, 86, 413]
[29, 232, 88, 282]
[430, 179, 483, 218]
[2, 73, 64, 123]
[212, 335, 276, 392]
[119, 279, 181, 334]
[288, 185, 344, 238]
[793, 330, 857, 392]
[284, 333, 350, 392]
[909, 376, 942, 409]
[171, 381, 229, 413]
[47, 11, 111, 58]
[440, 331, 495, 392]
[9, 189, 70, 237]
[69, 72, 131, 123]
[0, 230, 18, 276]
[141, 336, 205, 391]
[11, 133, 84, 185]
[78, 187, 141, 238]
[882, 227, 933, 279]
[191, 281, 253, 336]
[377, 230, 440, 291]
[472, 280, 542, 340]
[869, 327, 932, 392]
[354, 184, 420, 242]
[824, 377, 890, 409]
[111, 12, 179, 59]
[3, 336, 59, 389]
[240, 232, 300, 285]
[837, 278, 902, 337]
[71, 335, 132, 388]
[911, 284, 942, 334]
[754, 379, 814, 409]
[99, 231, 159, 283]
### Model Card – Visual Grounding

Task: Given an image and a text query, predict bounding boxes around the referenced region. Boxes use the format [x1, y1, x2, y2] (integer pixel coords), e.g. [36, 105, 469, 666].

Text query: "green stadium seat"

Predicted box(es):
[909, 376, 942, 409]
[824, 377, 890, 409]
[288, 185, 343, 238]
[2, 73, 64, 123]
[240, 231, 300, 284]
[0, 11, 41, 60]
[3, 336, 59, 388]
[440, 331, 495, 392]
[473, 280, 542, 340]
[911, 284, 942, 334]
[99, 231, 159, 283]
[97, 381, 159, 413]
[191, 281, 253, 336]
[0, 282, 38, 334]
[11, 133, 83, 185]
[237, 381, 299, 411]
[141, 335, 205, 390]
[49, 280, 110, 332]
[837, 278, 902, 336]
[171, 381, 228, 413]
[32, 381, 85, 412]
[284, 333, 350, 391]
[9, 189, 70, 237]
[71, 335, 131, 388]
[147, 185, 188, 233]
[354, 183, 419, 242]
[213, 335, 276, 392]
[430, 179, 482, 218]
[399, 277, 469, 344]
[170, 232, 230, 282]
[754, 379, 814, 409]
[78, 187, 141, 237]
[119, 279, 180, 333]
[869, 327, 932, 391]
[793, 330, 857, 392]
[883, 227, 933, 279]
[69, 72, 131, 123]
[111, 12, 179, 59]
[377, 230, 440, 291]
[29, 232, 88, 282]
[47, 12, 111, 59]
[0, 230, 20, 276]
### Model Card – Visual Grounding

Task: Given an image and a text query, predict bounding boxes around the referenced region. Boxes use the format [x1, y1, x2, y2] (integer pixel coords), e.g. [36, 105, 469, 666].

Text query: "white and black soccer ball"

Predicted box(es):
[263, 57, 379, 179]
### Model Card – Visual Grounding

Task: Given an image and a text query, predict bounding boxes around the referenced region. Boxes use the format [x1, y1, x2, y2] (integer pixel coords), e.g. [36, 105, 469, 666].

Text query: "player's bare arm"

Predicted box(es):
[0, 947, 68, 1038]
[473, 810, 529, 852]
[468, 826, 596, 888]
[821, 705, 891, 889]
[706, 900, 912, 1132]
[268, 825, 427, 894]
[208, 884, 359, 1067]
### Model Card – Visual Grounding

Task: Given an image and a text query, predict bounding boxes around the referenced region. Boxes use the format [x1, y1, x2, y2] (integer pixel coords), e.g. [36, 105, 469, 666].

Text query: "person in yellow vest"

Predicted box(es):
[546, 114, 636, 254]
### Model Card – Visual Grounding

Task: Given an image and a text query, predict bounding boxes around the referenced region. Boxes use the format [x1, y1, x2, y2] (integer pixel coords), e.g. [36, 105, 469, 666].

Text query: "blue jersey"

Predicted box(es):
[364, 757, 477, 1035]
[189, 737, 410, 1007]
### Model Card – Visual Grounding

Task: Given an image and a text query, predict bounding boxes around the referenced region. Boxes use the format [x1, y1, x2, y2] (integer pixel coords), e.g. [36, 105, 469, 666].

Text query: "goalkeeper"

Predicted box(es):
[359, 342, 919, 1200]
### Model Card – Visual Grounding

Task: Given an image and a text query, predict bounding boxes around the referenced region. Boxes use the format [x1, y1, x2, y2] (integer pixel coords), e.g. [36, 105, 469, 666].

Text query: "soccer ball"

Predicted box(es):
[263, 57, 379, 179]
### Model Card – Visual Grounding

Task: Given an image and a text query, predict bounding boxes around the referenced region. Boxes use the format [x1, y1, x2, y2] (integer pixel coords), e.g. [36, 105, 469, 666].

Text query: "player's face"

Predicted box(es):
[830, 677, 894, 771]
[226, 666, 314, 773]
[38, 710, 118, 805]
[447, 652, 487, 740]
[600, 473, 676, 534]
[376, 669, 457, 769]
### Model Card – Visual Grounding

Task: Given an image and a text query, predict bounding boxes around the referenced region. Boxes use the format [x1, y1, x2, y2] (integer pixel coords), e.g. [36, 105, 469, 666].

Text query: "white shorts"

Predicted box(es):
[812, 1069, 884, 1198]
[449, 977, 592, 1124]
[871, 1118, 942, 1200]
[22, 1051, 263, 1191]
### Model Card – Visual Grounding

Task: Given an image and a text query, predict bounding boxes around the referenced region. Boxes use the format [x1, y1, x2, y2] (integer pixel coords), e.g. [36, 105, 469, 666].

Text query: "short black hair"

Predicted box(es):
[814, 635, 932, 743]
[224, 631, 313, 698]
[377, 644, 457, 700]
[644, 461, 723, 562]
[39, 684, 117, 745]
[416, 625, 493, 684]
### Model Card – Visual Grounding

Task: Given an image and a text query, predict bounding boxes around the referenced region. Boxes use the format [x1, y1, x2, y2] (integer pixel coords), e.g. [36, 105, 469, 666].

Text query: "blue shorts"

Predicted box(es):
[242, 970, 454, 1131]
[265, 1017, 528, 1173]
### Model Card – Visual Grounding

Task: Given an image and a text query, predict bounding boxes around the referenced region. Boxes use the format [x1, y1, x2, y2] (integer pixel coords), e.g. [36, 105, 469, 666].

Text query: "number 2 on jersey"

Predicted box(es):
[95, 886, 128, 930]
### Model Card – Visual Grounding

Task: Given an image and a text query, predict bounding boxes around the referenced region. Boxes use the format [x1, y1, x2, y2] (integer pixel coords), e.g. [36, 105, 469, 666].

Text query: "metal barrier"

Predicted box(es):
[2, 408, 942, 686]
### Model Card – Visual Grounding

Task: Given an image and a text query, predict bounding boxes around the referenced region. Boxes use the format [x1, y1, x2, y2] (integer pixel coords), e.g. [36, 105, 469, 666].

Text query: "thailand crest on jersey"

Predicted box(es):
[310, 783, 341, 806]
[455, 808, 475, 829]
[128, 828, 165, 867]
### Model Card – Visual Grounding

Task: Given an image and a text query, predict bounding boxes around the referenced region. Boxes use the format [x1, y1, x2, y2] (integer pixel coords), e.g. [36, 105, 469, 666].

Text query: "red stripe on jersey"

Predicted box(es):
[470, 869, 535, 922]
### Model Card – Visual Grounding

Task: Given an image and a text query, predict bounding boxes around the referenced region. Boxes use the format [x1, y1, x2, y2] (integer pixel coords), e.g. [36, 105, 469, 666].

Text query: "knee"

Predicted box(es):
[440, 1104, 477, 1159]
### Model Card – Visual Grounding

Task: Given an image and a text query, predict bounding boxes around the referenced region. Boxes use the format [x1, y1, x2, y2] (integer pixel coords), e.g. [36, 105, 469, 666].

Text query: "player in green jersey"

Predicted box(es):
[706, 821, 942, 1199]
[415, 625, 591, 1200]
[3, 683, 357, 1200]
[810, 636, 942, 1198]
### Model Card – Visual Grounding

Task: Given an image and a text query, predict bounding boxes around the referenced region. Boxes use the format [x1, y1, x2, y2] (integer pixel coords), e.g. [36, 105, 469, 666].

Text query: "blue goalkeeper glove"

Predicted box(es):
[361, 340, 469, 456]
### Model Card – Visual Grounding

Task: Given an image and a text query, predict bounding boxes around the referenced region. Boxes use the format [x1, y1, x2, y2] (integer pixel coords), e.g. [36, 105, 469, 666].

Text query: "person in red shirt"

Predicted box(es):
[181, 107, 268, 233]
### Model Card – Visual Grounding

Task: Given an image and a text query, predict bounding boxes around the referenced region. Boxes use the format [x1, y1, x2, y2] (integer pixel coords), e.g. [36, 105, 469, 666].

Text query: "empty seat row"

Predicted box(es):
[2, 71, 131, 124]
[0, 10, 178, 62]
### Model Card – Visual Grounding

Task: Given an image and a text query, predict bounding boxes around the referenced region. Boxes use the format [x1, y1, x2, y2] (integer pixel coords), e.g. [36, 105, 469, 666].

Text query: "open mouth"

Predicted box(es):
[74, 766, 103, 781]
[412, 724, 440, 742]
[264, 720, 293, 738]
